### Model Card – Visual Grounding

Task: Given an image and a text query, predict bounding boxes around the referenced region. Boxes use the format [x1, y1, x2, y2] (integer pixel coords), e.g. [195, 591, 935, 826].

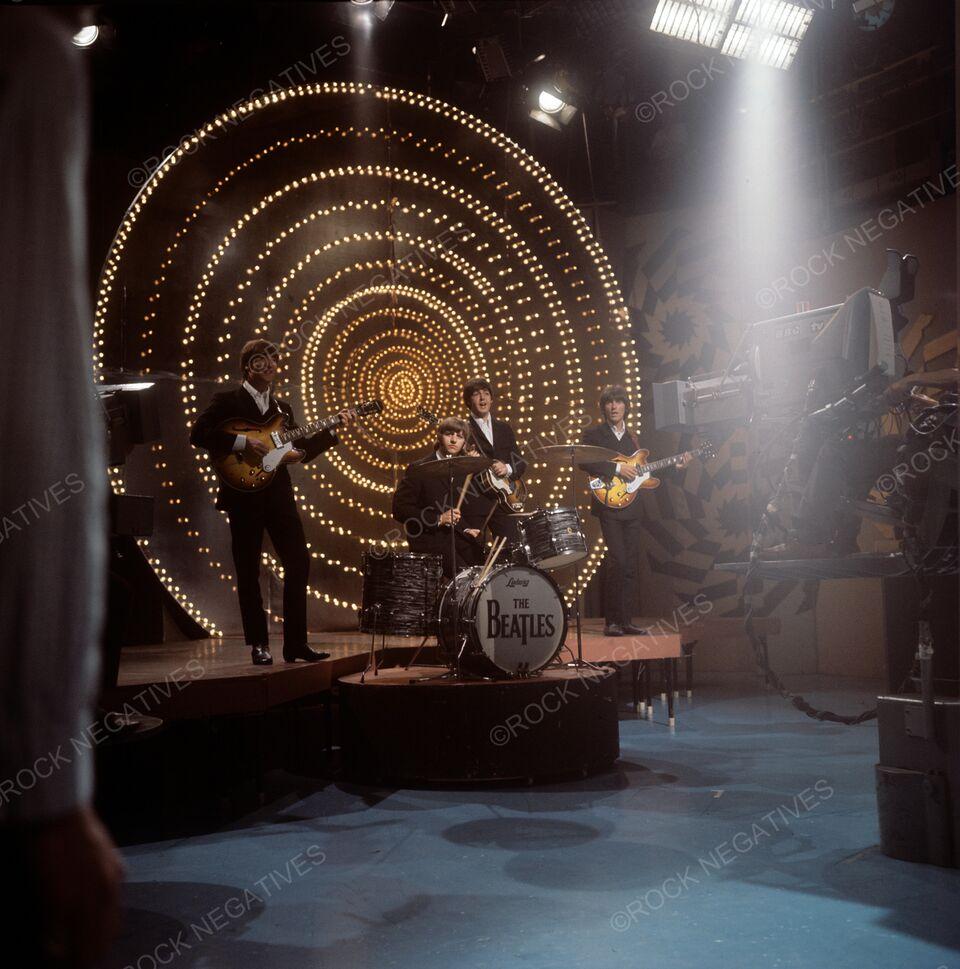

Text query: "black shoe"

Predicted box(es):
[623, 623, 647, 635]
[603, 623, 624, 637]
[251, 645, 273, 666]
[282, 644, 330, 663]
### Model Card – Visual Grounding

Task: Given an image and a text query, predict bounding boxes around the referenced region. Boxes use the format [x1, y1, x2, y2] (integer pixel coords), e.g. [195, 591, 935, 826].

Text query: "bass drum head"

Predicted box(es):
[471, 565, 567, 675]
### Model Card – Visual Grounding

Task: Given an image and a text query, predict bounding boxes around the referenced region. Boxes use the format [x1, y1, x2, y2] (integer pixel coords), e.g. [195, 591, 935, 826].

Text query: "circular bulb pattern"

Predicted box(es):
[94, 82, 637, 636]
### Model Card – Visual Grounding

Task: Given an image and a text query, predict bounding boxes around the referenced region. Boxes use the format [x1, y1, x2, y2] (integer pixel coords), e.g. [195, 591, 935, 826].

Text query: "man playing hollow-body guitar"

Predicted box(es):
[191, 339, 354, 666]
[581, 384, 690, 637]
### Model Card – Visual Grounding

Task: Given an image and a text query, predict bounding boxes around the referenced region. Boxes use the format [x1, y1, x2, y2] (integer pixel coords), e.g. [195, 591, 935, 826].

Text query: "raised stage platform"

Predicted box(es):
[339, 665, 621, 783]
[104, 619, 688, 721]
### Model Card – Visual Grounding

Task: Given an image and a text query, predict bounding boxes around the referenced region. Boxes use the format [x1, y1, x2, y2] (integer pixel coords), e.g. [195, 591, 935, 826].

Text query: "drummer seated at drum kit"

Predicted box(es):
[391, 417, 490, 578]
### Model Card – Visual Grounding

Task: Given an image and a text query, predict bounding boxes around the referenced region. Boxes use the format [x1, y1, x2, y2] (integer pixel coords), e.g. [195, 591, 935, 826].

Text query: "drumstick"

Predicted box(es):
[477, 533, 499, 578]
[483, 537, 508, 581]
[454, 474, 473, 512]
[478, 536, 507, 585]
[480, 501, 498, 536]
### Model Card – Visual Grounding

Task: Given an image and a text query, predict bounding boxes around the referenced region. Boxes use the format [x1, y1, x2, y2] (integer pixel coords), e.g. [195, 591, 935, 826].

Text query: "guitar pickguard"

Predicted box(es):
[261, 442, 293, 473]
[623, 473, 650, 493]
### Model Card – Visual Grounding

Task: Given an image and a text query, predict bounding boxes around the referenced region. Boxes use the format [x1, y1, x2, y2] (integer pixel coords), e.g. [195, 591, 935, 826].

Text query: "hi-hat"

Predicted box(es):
[407, 455, 494, 478]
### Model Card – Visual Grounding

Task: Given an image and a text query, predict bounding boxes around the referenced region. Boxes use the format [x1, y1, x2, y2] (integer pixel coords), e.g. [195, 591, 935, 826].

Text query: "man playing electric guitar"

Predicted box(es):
[190, 339, 354, 666]
[580, 385, 691, 637]
[463, 378, 527, 541]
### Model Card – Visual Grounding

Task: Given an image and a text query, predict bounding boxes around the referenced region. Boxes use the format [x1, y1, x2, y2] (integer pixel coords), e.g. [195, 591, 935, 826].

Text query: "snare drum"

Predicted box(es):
[438, 564, 567, 678]
[360, 551, 443, 636]
[519, 507, 588, 570]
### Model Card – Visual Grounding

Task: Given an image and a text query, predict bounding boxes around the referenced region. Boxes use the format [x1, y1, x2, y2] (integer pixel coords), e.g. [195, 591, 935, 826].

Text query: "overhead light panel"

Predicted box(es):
[650, 0, 814, 69]
[650, 0, 734, 48]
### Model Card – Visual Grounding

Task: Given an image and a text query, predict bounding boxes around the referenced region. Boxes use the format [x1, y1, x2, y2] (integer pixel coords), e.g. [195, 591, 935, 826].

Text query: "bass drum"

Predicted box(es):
[438, 565, 567, 678]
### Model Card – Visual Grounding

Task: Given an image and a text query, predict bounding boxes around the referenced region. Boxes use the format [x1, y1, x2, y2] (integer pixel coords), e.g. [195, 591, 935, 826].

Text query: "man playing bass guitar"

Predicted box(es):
[463, 378, 527, 541]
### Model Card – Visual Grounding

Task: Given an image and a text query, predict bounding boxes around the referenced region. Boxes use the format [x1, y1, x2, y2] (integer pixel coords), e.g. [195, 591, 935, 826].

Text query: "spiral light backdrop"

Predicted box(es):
[95, 82, 637, 636]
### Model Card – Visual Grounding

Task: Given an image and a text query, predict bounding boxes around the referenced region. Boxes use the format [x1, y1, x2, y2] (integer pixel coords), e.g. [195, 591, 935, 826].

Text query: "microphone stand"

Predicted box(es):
[567, 446, 585, 667]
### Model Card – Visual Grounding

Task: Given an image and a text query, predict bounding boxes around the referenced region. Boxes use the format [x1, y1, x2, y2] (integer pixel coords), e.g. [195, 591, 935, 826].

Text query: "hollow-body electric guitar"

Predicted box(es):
[416, 407, 528, 511]
[215, 399, 382, 491]
[588, 440, 715, 509]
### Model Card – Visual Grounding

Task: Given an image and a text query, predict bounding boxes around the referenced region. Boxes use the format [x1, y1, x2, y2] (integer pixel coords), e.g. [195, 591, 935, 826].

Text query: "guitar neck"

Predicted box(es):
[278, 413, 340, 445]
[636, 451, 690, 475]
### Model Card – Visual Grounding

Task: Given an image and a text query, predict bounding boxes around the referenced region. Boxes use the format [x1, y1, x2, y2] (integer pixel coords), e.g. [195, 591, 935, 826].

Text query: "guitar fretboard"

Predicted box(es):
[277, 413, 341, 445]
[636, 451, 693, 475]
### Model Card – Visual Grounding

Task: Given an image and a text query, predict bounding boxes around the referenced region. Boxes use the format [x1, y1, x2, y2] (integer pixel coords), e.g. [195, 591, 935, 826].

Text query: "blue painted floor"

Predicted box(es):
[102, 681, 960, 969]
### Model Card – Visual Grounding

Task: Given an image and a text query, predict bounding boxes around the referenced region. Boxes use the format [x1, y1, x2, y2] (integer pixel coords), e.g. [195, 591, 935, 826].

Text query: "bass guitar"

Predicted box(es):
[416, 407, 528, 511]
[588, 440, 715, 509]
[214, 399, 383, 491]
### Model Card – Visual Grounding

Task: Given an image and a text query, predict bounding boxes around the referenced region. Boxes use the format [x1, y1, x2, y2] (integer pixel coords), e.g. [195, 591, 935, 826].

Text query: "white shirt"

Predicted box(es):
[473, 412, 494, 445]
[608, 421, 628, 474]
[232, 380, 271, 451]
[243, 379, 271, 414]
[471, 412, 512, 477]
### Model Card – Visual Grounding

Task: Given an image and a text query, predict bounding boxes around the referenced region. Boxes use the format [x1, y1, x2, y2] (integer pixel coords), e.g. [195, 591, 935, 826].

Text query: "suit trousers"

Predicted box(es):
[598, 515, 643, 626]
[227, 482, 310, 647]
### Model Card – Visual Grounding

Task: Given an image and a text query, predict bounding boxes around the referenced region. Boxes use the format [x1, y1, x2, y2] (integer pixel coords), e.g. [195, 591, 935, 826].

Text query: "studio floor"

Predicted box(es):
[101, 679, 960, 969]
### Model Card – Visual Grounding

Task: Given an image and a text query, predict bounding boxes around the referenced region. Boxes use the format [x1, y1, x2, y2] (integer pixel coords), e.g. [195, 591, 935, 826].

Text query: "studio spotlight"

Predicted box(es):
[72, 25, 100, 48]
[350, 0, 393, 18]
[528, 81, 578, 131]
[537, 89, 565, 114]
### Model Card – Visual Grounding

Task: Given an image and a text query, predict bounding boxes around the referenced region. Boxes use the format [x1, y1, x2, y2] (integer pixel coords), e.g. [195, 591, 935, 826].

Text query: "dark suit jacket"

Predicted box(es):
[190, 386, 339, 511]
[580, 421, 644, 520]
[392, 451, 489, 556]
[467, 416, 527, 481]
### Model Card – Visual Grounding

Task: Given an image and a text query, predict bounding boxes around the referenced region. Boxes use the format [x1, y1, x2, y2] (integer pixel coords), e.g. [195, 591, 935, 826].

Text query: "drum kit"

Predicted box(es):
[359, 442, 621, 680]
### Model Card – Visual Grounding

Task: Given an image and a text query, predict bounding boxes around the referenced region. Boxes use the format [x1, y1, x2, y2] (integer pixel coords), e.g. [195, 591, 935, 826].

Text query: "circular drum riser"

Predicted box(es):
[339, 666, 620, 784]
[520, 507, 588, 570]
[360, 551, 443, 636]
[438, 565, 568, 678]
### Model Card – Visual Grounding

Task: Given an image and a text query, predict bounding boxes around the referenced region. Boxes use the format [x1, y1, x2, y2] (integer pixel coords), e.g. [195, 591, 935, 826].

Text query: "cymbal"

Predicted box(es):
[528, 443, 620, 465]
[407, 455, 494, 478]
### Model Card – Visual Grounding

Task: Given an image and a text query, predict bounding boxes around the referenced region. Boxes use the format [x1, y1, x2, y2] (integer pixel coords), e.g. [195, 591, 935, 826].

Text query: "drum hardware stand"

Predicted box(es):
[361, 604, 383, 683]
[403, 611, 432, 669]
[445, 460, 464, 680]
